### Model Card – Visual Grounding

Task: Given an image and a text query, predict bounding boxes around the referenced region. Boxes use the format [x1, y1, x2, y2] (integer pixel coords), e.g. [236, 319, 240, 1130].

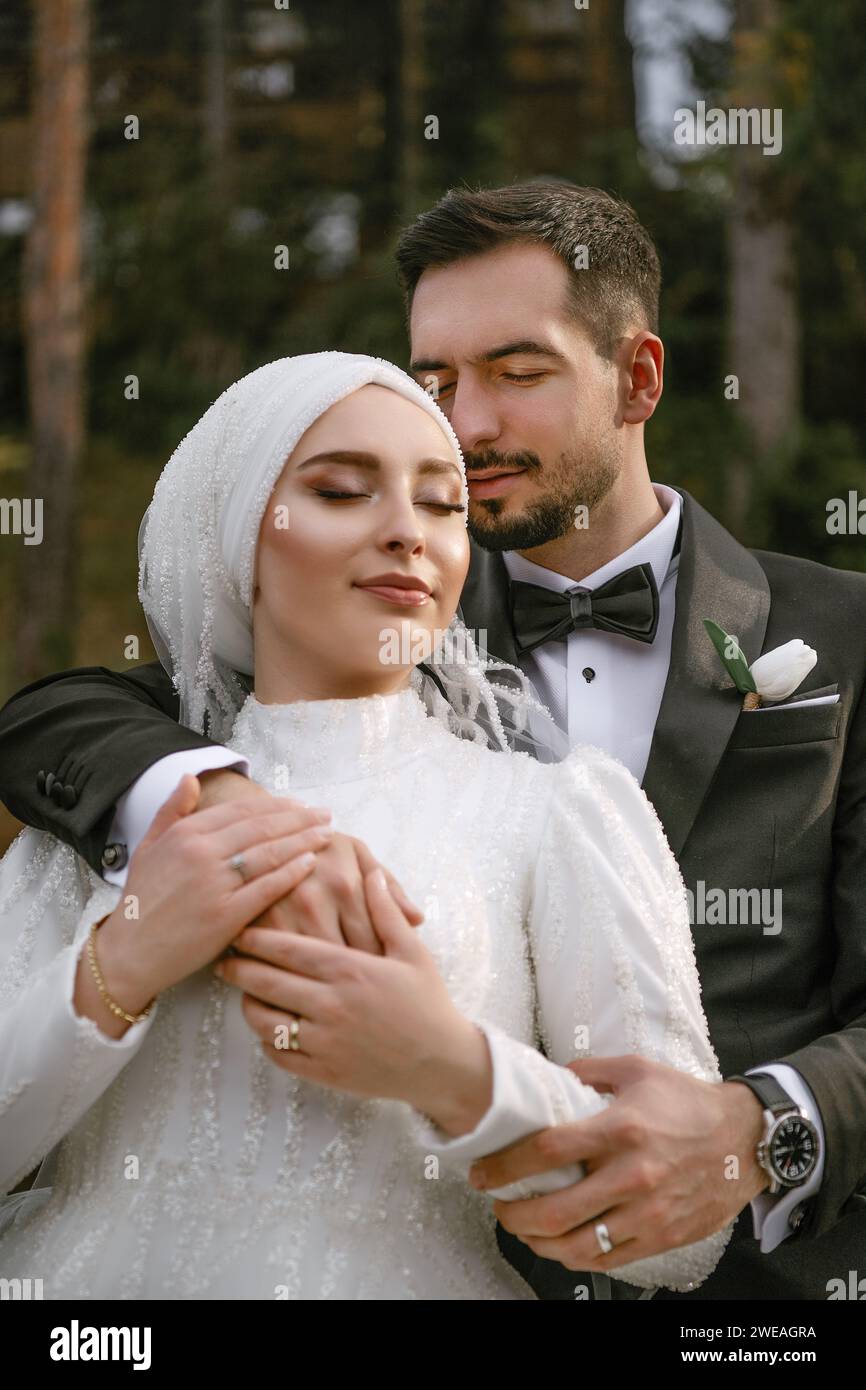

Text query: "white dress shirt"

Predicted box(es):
[504, 483, 681, 784]
[107, 483, 823, 1254]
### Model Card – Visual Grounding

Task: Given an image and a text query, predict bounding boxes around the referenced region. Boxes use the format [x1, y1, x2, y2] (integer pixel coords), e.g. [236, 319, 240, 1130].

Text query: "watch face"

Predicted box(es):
[770, 1116, 818, 1184]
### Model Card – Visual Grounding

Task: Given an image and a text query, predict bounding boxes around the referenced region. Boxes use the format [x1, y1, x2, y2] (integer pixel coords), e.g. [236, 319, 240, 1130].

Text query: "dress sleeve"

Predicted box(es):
[417, 745, 733, 1293]
[0, 828, 158, 1195]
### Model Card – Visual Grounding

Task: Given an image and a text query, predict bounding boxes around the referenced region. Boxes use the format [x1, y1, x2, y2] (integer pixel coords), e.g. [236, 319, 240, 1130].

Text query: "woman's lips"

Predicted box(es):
[466, 469, 527, 499]
[355, 584, 431, 607]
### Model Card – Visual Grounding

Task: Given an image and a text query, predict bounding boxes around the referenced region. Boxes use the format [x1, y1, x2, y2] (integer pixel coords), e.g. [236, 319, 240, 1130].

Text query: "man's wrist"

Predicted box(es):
[721, 1080, 771, 1199]
[197, 767, 271, 809]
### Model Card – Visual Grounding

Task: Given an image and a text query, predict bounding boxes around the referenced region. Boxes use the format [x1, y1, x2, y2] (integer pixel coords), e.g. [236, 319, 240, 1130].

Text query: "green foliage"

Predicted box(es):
[703, 619, 756, 694]
[1, 0, 865, 698]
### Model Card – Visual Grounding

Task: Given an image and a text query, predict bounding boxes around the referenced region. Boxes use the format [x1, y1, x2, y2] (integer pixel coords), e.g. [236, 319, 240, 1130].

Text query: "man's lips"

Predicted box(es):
[466, 468, 528, 500]
[354, 574, 432, 607]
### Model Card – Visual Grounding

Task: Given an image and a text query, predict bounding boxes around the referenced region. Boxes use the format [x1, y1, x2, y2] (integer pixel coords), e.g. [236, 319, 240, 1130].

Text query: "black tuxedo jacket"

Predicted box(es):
[1, 489, 865, 1299]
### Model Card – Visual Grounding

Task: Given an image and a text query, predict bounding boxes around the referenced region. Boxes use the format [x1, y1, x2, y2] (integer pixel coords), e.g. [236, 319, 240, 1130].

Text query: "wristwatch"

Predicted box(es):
[727, 1072, 820, 1194]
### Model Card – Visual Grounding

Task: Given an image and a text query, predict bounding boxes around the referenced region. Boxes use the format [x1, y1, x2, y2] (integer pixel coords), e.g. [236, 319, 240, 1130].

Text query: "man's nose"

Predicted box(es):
[449, 380, 500, 453]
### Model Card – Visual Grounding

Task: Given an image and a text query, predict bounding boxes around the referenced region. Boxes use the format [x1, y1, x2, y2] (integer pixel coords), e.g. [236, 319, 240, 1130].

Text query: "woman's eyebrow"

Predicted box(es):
[295, 450, 380, 471]
[296, 449, 462, 481]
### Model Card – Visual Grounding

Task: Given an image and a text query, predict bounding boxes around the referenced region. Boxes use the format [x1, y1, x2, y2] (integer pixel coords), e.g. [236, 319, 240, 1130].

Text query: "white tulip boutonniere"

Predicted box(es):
[703, 619, 818, 710]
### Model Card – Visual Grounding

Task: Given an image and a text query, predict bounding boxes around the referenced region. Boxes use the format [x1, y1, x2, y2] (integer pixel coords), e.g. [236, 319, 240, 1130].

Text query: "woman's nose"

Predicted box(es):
[377, 500, 425, 554]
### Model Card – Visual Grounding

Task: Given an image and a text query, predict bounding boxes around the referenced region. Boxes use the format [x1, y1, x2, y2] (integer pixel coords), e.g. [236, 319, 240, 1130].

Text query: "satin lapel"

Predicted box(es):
[642, 490, 771, 859]
[459, 542, 520, 663]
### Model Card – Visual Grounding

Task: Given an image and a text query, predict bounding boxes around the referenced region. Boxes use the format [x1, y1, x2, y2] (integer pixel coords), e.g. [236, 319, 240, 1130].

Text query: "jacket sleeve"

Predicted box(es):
[0, 662, 220, 875]
[776, 675, 866, 1239]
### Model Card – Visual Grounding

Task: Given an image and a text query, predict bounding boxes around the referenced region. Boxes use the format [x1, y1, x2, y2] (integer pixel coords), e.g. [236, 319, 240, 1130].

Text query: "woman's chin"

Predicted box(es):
[341, 608, 439, 669]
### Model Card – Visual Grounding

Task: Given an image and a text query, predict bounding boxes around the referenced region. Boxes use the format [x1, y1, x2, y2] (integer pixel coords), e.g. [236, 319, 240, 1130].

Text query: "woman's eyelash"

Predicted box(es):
[313, 488, 464, 513]
[314, 489, 366, 500]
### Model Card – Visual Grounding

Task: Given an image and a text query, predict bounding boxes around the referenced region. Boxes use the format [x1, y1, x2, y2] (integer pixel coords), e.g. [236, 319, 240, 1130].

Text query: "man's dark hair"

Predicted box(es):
[394, 180, 661, 359]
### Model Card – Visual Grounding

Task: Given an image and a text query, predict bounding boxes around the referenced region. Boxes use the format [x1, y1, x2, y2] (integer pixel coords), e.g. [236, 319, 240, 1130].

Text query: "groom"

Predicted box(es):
[2, 182, 865, 1301]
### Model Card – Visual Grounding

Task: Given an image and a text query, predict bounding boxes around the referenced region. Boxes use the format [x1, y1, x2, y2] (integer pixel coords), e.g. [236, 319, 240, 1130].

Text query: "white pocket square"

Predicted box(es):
[752, 693, 840, 713]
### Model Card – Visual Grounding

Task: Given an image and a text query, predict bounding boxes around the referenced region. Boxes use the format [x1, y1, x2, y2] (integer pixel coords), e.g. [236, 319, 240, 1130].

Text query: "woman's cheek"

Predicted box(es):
[432, 530, 470, 608]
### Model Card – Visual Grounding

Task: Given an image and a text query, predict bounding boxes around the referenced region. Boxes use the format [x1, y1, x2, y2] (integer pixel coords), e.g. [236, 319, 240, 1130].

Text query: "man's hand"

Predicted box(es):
[467, 1055, 768, 1273]
[198, 768, 423, 953]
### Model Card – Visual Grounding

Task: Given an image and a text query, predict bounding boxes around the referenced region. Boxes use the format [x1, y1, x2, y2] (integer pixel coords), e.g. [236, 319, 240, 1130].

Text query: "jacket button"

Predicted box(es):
[62, 784, 78, 809]
[36, 770, 47, 793]
[101, 843, 128, 871]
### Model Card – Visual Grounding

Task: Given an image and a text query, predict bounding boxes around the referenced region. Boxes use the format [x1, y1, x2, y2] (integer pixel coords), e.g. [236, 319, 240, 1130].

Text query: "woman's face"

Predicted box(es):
[252, 384, 470, 701]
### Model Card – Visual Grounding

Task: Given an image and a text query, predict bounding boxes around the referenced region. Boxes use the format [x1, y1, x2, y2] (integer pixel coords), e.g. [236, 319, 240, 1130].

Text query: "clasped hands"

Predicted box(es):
[99, 768, 768, 1271]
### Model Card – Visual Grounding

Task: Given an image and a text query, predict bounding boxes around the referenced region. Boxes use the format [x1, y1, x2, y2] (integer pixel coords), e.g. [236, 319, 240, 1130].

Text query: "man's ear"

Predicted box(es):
[619, 331, 664, 425]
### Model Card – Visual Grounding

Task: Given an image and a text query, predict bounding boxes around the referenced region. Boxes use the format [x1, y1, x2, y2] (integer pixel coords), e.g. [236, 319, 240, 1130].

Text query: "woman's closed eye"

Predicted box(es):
[314, 488, 370, 501]
[313, 487, 464, 514]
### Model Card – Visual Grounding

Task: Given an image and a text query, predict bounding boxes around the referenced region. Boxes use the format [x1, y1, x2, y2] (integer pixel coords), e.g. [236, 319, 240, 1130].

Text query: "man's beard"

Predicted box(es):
[465, 446, 619, 552]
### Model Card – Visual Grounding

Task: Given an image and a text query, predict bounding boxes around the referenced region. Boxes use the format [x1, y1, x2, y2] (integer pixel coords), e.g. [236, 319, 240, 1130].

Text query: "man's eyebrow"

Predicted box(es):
[296, 449, 462, 481]
[480, 339, 566, 363]
[410, 339, 565, 373]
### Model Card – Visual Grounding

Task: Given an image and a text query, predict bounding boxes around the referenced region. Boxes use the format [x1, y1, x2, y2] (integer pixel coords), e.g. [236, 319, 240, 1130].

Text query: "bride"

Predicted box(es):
[0, 352, 732, 1299]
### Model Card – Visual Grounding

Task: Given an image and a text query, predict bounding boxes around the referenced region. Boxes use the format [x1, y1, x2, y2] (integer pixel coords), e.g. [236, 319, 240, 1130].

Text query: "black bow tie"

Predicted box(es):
[510, 563, 660, 655]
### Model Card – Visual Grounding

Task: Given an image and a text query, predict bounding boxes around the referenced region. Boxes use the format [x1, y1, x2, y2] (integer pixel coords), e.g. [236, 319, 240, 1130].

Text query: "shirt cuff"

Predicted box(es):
[102, 747, 250, 885]
[746, 1063, 826, 1254]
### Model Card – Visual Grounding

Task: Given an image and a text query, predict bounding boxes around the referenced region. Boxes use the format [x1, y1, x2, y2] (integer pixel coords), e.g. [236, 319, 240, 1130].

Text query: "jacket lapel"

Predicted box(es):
[459, 493, 772, 860]
[460, 543, 520, 664]
[641, 490, 770, 857]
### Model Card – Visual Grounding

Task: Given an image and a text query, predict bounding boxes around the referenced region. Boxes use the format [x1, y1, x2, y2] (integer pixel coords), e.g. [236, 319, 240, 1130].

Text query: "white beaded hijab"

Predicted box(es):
[138, 351, 568, 760]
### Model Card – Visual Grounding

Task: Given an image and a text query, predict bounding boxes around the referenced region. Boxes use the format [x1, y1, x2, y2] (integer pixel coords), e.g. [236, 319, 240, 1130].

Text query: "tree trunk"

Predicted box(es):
[397, 0, 425, 219]
[15, 0, 90, 682]
[203, 0, 231, 207]
[725, 0, 799, 532]
[577, 0, 635, 138]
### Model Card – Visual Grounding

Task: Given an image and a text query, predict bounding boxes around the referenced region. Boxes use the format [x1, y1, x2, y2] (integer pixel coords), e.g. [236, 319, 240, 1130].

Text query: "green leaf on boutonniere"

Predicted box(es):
[702, 619, 757, 694]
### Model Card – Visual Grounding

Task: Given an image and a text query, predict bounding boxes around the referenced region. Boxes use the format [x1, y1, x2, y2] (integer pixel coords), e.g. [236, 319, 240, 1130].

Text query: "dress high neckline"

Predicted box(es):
[229, 683, 433, 789]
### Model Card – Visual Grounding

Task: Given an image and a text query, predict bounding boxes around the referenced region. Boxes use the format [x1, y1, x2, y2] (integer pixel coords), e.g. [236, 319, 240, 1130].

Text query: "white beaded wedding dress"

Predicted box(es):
[0, 683, 732, 1299]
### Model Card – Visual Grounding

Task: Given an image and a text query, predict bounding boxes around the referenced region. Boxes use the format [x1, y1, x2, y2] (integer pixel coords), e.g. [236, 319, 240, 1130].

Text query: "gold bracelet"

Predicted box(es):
[86, 921, 154, 1025]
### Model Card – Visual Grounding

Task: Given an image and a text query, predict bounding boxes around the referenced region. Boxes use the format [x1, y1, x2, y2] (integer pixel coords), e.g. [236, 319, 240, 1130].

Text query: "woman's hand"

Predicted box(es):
[214, 868, 493, 1136]
[198, 769, 424, 951]
[89, 774, 333, 1019]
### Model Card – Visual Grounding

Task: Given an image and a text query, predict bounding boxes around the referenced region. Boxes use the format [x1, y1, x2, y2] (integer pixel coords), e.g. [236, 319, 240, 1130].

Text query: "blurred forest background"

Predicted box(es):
[1, 0, 865, 719]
